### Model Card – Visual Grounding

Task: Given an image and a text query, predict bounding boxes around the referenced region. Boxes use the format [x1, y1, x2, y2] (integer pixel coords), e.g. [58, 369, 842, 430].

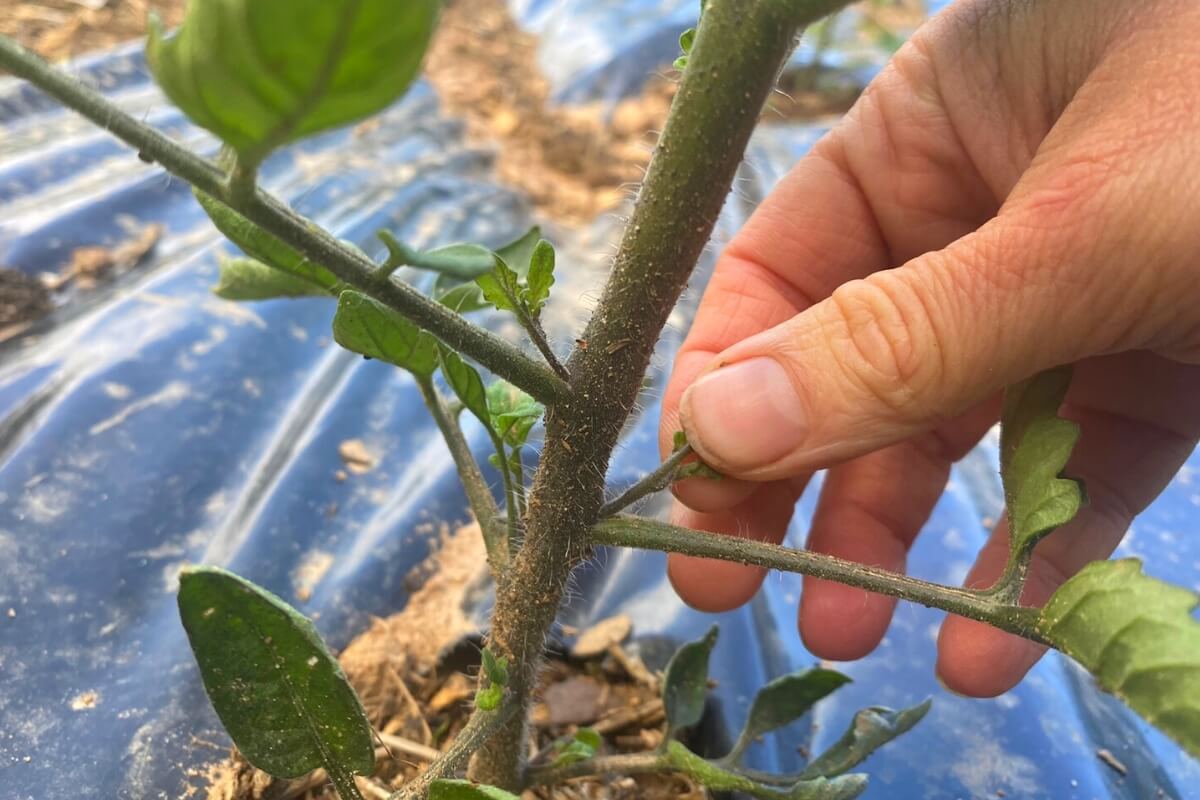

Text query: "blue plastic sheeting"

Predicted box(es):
[0, 6, 1197, 800]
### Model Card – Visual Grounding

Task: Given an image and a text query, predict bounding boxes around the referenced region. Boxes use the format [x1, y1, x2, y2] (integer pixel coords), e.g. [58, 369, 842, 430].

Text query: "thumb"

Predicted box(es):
[678, 211, 1148, 480]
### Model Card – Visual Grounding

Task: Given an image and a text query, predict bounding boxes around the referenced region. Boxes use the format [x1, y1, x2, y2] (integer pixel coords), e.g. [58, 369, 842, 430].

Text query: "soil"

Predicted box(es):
[2, 1, 186, 65]
[198, 524, 702, 800]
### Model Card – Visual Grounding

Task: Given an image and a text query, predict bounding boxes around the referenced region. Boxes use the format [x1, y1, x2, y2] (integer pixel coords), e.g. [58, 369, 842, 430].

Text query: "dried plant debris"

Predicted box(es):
[2, 1, 186, 64]
[198, 523, 692, 800]
[42, 223, 164, 291]
[0, 267, 52, 342]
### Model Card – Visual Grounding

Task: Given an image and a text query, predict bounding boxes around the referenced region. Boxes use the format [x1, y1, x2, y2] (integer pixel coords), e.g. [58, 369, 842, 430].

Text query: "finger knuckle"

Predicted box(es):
[824, 275, 941, 414]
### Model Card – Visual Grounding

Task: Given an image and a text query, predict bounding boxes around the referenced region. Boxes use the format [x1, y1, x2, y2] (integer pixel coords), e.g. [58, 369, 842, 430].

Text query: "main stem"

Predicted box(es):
[468, 0, 820, 788]
[0, 34, 567, 407]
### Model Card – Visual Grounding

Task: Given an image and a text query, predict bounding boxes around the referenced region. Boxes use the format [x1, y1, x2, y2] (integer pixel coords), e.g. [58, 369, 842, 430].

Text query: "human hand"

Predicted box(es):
[659, 0, 1200, 697]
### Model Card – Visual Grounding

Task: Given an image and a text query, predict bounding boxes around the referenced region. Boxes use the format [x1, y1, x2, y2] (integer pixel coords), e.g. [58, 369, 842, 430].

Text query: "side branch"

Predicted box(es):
[598, 445, 693, 517]
[388, 700, 518, 800]
[416, 376, 507, 572]
[591, 516, 1046, 642]
[0, 35, 569, 406]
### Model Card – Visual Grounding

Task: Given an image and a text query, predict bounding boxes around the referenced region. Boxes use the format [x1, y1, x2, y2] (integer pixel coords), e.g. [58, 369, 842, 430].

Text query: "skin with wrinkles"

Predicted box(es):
[660, 0, 1200, 697]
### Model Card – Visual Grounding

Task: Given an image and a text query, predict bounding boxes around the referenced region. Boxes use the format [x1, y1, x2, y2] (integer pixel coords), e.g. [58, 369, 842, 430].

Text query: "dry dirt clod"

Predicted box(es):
[338, 439, 376, 475]
[569, 614, 632, 659]
[42, 223, 163, 291]
[0, 267, 52, 341]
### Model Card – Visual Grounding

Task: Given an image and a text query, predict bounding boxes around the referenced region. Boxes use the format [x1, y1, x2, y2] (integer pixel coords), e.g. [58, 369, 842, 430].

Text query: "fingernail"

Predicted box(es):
[681, 357, 806, 472]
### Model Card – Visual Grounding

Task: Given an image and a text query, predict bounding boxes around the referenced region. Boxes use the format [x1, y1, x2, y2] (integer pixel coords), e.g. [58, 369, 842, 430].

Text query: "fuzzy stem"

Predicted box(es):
[468, 0, 834, 788]
[599, 445, 693, 517]
[387, 701, 518, 800]
[592, 516, 1046, 642]
[0, 34, 568, 406]
[489, 433, 521, 556]
[416, 376, 507, 572]
[525, 741, 856, 799]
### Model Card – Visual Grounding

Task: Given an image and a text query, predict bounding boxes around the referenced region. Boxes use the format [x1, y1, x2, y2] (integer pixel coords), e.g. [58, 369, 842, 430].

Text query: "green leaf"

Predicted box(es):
[481, 647, 509, 686]
[436, 278, 490, 313]
[378, 231, 494, 280]
[800, 700, 931, 779]
[553, 727, 601, 766]
[438, 347, 492, 430]
[196, 191, 342, 292]
[663, 625, 718, 735]
[1038, 559, 1200, 758]
[523, 240, 556, 316]
[213, 256, 332, 300]
[332, 290, 437, 377]
[148, 0, 439, 166]
[679, 27, 696, 54]
[475, 256, 523, 313]
[475, 684, 502, 711]
[177, 566, 374, 781]
[726, 668, 852, 762]
[677, 461, 723, 481]
[486, 381, 544, 448]
[494, 226, 542, 277]
[429, 780, 520, 800]
[1000, 367, 1083, 564]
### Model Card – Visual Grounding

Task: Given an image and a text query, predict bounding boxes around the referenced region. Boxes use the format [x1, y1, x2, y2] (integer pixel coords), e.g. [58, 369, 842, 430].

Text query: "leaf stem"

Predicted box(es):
[0, 34, 568, 407]
[591, 516, 1046, 642]
[416, 376, 507, 572]
[599, 445, 694, 518]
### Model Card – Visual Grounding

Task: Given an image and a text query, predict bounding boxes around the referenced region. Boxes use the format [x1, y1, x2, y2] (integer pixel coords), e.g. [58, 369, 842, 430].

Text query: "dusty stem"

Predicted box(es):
[467, 0, 836, 789]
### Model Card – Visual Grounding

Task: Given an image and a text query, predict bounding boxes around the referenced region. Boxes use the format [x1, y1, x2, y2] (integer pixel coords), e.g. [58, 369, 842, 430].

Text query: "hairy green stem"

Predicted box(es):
[387, 701, 517, 800]
[0, 34, 568, 406]
[489, 433, 521, 557]
[592, 516, 1046, 642]
[599, 445, 693, 517]
[416, 376, 507, 572]
[525, 741, 852, 799]
[469, 0, 840, 788]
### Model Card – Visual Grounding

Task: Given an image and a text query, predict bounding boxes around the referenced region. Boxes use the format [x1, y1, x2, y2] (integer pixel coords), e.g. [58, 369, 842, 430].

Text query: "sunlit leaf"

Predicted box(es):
[494, 226, 542, 277]
[177, 566, 373, 782]
[800, 700, 931, 779]
[1000, 367, 1083, 564]
[663, 625, 718, 735]
[332, 290, 437, 376]
[1039, 559, 1200, 758]
[213, 256, 333, 300]
[475, 256, 522, 314]
[196, 191, 341, 291]
[438, 347, 492, 430]
[148, 0, 439, 165]
[429, 779, 520, 800]
[486, 380, 543, 447]
[725, 668, 851, 762]
[523, 240, 555, 316]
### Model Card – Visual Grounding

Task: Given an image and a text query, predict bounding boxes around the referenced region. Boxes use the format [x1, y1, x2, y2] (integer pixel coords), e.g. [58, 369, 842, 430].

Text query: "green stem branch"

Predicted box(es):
[0, 34, 568, 406]
[592, 516, 1046, 642]
[598, 445, 693, 517]
[387, 700, 518, 800]
[416, 376, 507, 572]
